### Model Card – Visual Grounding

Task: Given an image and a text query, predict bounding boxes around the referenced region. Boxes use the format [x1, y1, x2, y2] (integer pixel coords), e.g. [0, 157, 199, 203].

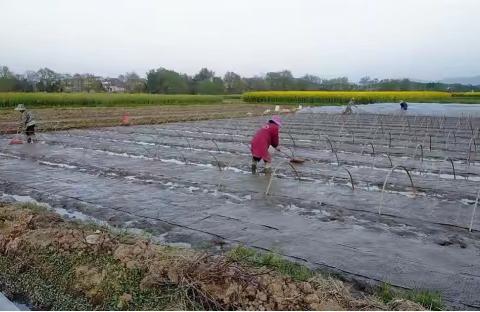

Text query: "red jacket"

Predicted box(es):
[250, 123, 279, 162]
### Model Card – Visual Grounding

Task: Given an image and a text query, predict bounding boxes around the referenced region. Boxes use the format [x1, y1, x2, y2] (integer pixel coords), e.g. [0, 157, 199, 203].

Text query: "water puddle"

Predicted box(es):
[38, 160, 77, 169]
[0, 192, 196, 249]
[0, 193, 104, 224]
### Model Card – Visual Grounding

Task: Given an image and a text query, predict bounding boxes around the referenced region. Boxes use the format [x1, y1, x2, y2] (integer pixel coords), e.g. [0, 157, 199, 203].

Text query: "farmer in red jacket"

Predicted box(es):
[250, 115, 282, 174]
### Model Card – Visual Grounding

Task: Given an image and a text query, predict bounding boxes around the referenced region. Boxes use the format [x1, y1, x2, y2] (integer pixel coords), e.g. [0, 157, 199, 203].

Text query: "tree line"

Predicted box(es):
[1, 66, 478, 94]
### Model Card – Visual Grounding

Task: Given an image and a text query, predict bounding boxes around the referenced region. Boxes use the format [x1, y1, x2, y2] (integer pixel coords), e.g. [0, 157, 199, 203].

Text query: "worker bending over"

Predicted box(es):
[250, 115, 282, 174]
[15, 104, 36, 143]
[400, 100, 408, 111]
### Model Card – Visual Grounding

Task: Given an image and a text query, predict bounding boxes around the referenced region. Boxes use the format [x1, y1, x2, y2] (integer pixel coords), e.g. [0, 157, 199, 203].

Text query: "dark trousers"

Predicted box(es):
[25, 125, 35, 136]
[25, 125, 35, 143]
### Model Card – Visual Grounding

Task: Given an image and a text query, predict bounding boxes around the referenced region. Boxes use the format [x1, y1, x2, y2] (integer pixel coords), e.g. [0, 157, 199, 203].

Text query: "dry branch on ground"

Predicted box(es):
[0, 203, 424, 310]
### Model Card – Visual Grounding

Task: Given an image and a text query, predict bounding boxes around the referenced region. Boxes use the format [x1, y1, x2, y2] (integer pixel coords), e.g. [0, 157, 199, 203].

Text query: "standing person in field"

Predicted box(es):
[15, 104, 36, 143]
[343, 98, 357, 115]
[250, 115, 282, 174]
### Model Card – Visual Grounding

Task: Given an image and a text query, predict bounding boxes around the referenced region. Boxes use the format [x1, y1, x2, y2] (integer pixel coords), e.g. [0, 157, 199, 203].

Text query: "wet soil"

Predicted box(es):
[0, 112, 479, 309]
[0, 103, 274, 133]
[0, 203, 424, 310]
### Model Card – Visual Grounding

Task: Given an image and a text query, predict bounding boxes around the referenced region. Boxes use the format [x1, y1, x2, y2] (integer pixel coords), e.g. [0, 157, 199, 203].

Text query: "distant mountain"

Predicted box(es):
[440, 75, 480, 86]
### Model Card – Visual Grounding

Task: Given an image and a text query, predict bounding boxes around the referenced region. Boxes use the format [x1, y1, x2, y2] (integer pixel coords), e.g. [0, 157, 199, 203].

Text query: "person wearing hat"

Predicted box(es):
[342, 98, 357, 115]
[250, 115, 282, 174]
[14, 104, 36, 143]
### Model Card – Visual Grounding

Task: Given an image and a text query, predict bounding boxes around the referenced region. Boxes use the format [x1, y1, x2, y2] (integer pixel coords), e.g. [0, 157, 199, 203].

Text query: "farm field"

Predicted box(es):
[0, 92, 223, 108]
[243, 91, 480, 104]
[1, 109, 480, 309]
[0, 103, 274, 133]
[1, 91, 479, 111]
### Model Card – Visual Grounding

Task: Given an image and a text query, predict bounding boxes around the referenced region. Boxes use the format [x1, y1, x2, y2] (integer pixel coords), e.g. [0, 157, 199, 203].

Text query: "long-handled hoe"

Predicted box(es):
[277, 149, 305, 164]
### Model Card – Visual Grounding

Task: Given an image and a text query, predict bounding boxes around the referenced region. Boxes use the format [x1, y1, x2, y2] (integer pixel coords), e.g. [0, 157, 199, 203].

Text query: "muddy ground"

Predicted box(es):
[0, 111, 479, 309]
[0, 202, 429, 310]
[0, 102, 275, 132]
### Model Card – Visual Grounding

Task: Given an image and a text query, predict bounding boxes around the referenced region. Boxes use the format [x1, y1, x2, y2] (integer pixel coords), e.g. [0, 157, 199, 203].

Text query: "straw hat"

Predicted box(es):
[14, 104, 26, 111]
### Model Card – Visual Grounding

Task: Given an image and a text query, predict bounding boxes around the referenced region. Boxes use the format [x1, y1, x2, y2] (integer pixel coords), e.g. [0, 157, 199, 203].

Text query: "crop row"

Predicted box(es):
[242, 91, 454, 104]
[0, 93, 223, 108]
[452, 92, 480, 98]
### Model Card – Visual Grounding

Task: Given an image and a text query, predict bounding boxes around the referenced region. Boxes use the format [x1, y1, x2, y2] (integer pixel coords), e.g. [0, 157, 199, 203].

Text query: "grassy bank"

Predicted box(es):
[243, 91, 480, 105]
[0, 202, 440, 310]
[229, 247, 444, 310]
[0, 93, 222, 108]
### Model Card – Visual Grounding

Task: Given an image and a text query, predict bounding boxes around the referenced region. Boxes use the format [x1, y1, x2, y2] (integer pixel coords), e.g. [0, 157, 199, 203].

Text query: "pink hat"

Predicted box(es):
[270, 115, 282, 127]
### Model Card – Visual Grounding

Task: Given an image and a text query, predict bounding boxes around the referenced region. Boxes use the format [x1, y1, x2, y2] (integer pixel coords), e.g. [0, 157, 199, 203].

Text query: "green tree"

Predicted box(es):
[0, 66, 18, 91]
[321, 77, 353, 90]
[146, 68, 189, 94]
[36, 68, 62, 92]
[265, 70, 295, 90]
[359, 76, 372, 86]
[196, 77, 224, 94]
[224, 71, 246, 94]
[244, 76, 268, 91]
[121, 72, 146, 93]
[83, 74, 105, 92]
[0, 66, 14, 78]
[296, 74, 322, 90]
[194, 68, 215, 82]
[191, 68, 224, 94]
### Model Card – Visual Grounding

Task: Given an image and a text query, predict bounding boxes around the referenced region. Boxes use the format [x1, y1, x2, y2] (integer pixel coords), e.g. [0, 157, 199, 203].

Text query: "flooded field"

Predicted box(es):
[300, 102, 480, 116]
[1, 111, 480, 309]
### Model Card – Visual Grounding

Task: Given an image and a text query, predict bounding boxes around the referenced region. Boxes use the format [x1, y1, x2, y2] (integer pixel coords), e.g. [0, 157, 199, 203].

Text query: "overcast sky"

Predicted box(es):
[1, 0, 479, 81]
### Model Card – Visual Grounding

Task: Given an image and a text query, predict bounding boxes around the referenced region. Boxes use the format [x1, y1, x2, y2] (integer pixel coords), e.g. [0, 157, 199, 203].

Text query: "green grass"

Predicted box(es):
[0, 254, 92, 310]
[0, 92, 223, 108]
[16, 202, 49, 213]
[228, 246, 315, 281]
[407, 290, 444, 310]
[0, 247, 195, 310]
[230, 246, 444, 310]
[377, 283, 396, 303]
[378, 283, 444, 311]
[223, 94, 242, 100]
